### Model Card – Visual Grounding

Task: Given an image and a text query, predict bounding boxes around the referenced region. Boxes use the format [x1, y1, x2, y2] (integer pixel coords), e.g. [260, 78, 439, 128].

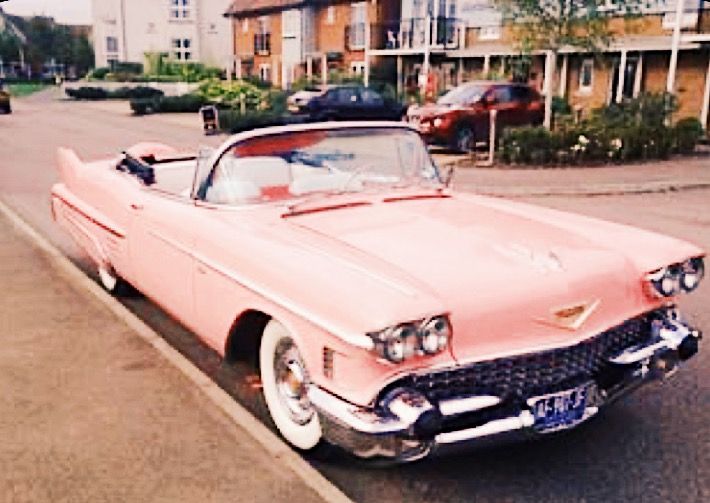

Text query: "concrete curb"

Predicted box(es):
[0, 198, 354, 503]
[472, 180, 710, 198]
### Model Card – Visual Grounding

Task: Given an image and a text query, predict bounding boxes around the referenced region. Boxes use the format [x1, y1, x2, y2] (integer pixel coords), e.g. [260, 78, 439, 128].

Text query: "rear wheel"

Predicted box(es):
[454, 125, 475, 153]
[259, 320, 324, 451]
[98, 265, 133, 296]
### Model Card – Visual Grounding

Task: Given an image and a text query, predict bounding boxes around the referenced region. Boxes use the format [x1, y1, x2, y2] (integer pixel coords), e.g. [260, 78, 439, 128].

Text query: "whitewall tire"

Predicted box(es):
[259, 320, 323, 451]
[98, 265, 131, 296]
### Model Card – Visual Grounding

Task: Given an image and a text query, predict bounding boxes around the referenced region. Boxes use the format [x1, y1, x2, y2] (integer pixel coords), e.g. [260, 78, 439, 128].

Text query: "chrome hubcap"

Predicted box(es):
[274, 340, 314, 425]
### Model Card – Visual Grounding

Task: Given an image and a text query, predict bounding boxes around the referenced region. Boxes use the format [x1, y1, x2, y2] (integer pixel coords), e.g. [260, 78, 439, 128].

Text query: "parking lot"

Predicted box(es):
[1, 91, 707, 502]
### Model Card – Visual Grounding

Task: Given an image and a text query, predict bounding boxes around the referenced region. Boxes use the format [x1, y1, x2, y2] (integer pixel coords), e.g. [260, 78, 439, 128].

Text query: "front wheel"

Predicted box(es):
[454, 125, 475, 153]
[259, 320, 323, 451]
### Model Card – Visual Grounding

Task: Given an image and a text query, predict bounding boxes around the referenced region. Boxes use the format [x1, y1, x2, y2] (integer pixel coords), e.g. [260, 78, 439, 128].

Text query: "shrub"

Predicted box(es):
[196, 79, 266, 109]
[66, 86, 163, 100]
[111, 61, 144, 75]
[88, 67, 110, 80]
[130, 98, 161, 115]
[130, 94, 207, 115]
[148, 61, 222, 83]
[111, 86, 164, 99]
[218, 109, 285, 134]
[499, 93, 697, 166]
[158, 94, 208, 112]
[65, 87, 109, 100]
[673, 117, 705, 154]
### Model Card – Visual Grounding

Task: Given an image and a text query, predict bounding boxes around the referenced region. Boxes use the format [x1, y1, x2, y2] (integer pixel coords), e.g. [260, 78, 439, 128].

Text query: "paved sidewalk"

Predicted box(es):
[0, 212, 327, 503]
[450, 155, 710, 196]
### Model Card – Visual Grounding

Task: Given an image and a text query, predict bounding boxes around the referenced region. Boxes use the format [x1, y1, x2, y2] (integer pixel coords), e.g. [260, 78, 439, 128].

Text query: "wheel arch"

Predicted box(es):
[223, 309, 272, 366]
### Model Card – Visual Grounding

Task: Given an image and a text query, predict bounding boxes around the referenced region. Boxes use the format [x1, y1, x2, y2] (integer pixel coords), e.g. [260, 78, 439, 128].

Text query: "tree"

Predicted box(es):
[494, 0, 645, 128]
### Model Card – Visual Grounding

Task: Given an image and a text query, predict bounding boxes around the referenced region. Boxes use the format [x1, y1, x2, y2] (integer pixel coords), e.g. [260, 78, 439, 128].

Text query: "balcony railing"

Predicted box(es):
[345, 23, 367, 50]
[254, 33, 271, 56]
[370, 17, 463, 52]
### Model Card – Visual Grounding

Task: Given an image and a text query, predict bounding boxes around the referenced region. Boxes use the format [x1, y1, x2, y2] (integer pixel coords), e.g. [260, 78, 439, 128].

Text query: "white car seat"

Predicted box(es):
[205, 156, 292, 204]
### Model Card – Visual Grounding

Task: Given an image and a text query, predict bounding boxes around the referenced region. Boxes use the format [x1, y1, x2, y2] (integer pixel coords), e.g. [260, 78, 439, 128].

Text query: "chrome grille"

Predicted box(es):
[395, 313, 655, 403]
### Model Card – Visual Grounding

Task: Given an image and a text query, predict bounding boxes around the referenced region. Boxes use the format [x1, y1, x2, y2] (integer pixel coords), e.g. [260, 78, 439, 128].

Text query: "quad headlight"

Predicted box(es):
[369, 315, 452, 363]
[647, 257, 705, 298]
[680, 257, 705, 292]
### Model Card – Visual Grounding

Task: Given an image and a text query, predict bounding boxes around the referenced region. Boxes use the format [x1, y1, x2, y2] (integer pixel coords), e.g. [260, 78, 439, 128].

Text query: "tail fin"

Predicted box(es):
[56, 147, 83, 188]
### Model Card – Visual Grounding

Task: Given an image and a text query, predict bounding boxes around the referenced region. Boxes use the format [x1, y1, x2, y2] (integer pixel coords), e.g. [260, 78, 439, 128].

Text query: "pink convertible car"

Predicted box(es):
[51, 122, 704, 462]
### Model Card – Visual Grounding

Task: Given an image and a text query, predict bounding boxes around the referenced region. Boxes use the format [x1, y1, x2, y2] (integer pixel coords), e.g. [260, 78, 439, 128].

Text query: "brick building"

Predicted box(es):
[225, 1, 400, 88]
[369, 1, 710, 125]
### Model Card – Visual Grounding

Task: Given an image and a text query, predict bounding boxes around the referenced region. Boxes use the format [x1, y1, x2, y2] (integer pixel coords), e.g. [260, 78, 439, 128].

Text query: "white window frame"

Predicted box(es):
[350, 60, 366, 76]
[326, 6, 336, 25]
[579, 58, 594, 94]
[478, 26, 501, 41]
[349, 2, 367, 49]
[106, 36, 119, 54]
[171, 38, 192, 61]
[259, 63, 271, 82]
[169, 0, 191, 20]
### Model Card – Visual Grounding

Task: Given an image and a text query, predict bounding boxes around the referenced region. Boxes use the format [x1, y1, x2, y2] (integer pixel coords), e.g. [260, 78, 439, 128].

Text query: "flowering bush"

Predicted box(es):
[500, 93, 703, 165]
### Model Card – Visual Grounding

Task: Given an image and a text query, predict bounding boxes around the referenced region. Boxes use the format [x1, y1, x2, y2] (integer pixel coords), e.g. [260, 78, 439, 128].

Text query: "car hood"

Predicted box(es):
[284, 193, 701, 362]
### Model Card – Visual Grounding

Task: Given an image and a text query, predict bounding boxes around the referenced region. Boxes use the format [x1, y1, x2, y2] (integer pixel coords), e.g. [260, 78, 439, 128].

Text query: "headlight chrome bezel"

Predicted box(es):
[369, 315, 452, 364]
[647, 257, 705, 298]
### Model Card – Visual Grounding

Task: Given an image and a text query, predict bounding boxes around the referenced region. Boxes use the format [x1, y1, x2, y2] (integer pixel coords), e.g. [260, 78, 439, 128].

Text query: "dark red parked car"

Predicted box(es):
[407, 81, 544, 152]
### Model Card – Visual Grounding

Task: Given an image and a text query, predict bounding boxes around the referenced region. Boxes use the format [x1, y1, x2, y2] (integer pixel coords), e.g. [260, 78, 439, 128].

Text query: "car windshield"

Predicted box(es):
[198, 127, 440, 206]
[438, 84, 486, 105]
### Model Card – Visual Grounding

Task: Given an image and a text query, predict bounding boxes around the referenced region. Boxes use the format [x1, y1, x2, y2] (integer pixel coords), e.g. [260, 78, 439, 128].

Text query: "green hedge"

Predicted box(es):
[66, 86, 164, 100]
[500, 93, 705, 165]
[130, 94, 207, 115]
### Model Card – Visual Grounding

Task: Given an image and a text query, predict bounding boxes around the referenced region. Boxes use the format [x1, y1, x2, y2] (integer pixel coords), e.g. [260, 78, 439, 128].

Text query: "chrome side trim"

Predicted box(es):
[435, 411, 535, 444]
[147, 230, 193, 256]
[438, 395, 502, 416]
[146, 230, 374, 349]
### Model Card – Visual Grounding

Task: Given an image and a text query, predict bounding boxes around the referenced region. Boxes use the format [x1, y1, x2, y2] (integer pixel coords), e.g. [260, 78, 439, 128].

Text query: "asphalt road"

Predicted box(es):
[1, 90, 707, 503]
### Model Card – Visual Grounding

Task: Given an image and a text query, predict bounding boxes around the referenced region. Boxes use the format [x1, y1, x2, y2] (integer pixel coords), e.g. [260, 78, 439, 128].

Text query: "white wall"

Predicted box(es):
[92, 0, 234, 70]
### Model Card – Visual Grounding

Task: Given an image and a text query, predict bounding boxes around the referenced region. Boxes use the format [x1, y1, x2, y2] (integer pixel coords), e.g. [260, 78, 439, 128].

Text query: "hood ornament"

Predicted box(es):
[538, 299, 601, 331]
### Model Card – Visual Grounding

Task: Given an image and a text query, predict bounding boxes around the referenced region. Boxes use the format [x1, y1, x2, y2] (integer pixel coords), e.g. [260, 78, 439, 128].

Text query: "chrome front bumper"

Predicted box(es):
[308, 313, 701, 462]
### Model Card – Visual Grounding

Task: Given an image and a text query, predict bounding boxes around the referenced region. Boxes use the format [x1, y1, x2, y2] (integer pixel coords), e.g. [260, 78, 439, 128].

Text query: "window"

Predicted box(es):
[510, 85, 533, 103]
[579, 58, 594, 93]
[479, 26, 501, 41]
[326, 6, 335, 25]
[169, 0, 191, 20]
[259, 64, 271, 82]
[106, 36, 118, 53]
[350, 61, 366, 76]
[172, 38, 192, 60]
[361, 88, 383, 105]
[349, 2, 367, 49]
[492, 86, 513, 103]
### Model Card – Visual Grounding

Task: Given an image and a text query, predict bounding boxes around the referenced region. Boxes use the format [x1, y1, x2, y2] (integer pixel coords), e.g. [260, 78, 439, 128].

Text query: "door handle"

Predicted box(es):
[130, 203, 144, 210]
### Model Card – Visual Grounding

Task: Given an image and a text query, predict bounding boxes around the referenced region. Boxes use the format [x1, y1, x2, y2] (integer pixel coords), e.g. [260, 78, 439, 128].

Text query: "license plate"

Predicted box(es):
[528, 383, 591, 432]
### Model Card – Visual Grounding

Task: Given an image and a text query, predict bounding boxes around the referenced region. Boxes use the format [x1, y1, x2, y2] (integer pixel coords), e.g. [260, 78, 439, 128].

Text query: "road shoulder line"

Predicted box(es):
[0, 198, 354, 503]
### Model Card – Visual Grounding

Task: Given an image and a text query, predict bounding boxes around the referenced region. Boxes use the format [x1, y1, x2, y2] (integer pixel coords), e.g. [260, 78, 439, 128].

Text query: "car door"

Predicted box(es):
[129, 189, 196, 330]
[486, 85, 517, 131]
[359, 88, 387, 119]
[334, 87, 362, 120]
